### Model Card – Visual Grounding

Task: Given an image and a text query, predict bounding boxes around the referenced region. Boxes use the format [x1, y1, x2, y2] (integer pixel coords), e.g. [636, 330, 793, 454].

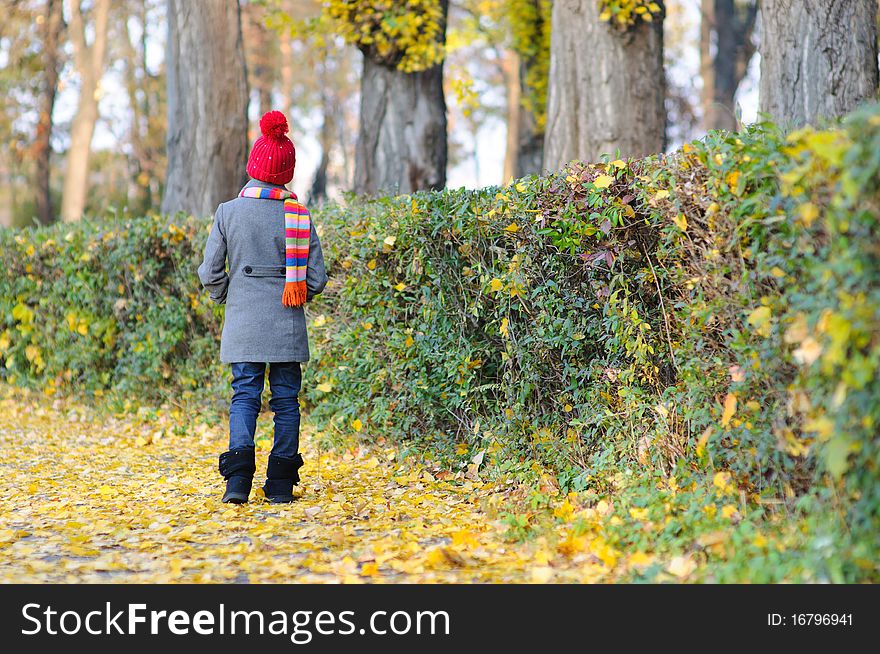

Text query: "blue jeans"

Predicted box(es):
[229, 362, 301, 458]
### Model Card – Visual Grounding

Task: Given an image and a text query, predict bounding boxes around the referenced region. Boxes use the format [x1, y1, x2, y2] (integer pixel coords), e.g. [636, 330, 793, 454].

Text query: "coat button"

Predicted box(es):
[244, 266, 252, 274]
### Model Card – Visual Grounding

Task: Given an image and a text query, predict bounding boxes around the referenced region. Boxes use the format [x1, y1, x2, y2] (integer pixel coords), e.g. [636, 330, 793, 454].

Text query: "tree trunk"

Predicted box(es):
[543, 0, 666, 171]
[759, 0, 879, 128]
[353, 1, 448, 195]
[34, 0, 64, 225]
[309, 74, 334, 205]
[700, 0, 757, 132]
[60, 0, 110, 222]
[502, 50, 545, 180]
[515, 53, 545, 177]
[161, 0, 249, 217]
[502, 50, 522, 182]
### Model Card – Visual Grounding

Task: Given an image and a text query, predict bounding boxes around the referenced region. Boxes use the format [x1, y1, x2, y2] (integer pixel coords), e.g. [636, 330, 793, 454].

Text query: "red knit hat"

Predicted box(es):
[247, 111, 296, 185]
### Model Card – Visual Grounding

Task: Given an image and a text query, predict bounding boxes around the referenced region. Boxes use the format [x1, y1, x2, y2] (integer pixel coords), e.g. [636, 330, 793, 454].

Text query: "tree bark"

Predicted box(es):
[502, 50, 522, 182]
[699, 0, 757, 132]
[161, 0, 249, 217]
[759, 0, 879, 128]
[309, 67, 334, 205]
[353, 1, 448, 195]
[515, 52, 545, 177]
[60, 0, 110, 222]
[503, 49, 545, 179]
[34, 0, 64, 225]
[543, 0, 666, 171]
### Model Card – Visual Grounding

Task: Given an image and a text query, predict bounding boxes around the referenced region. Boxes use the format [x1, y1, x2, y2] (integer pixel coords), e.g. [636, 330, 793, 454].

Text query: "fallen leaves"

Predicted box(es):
[0, 386, 748, 584]
[666, 555, 697, 579]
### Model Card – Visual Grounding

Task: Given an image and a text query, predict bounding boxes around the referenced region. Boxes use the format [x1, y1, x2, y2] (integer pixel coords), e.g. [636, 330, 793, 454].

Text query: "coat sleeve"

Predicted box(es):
[306, 222, 329, 301]
[197, 204, 229, 304]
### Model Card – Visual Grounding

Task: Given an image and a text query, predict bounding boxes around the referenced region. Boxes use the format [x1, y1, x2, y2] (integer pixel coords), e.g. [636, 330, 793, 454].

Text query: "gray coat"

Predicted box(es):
[197, 178, 328, 363]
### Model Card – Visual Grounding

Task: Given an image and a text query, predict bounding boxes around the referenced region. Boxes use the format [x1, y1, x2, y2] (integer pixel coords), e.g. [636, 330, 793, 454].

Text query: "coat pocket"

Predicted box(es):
[243, 265, 285, 277]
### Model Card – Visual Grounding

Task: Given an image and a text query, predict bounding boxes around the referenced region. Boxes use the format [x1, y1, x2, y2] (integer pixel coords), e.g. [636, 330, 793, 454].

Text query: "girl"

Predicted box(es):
[198, 111, 328, 504]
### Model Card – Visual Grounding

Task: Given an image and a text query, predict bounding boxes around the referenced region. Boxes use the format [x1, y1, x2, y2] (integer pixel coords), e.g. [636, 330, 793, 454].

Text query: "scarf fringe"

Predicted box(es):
[238, 185, 311, 309]
[282, 281, 307, 307]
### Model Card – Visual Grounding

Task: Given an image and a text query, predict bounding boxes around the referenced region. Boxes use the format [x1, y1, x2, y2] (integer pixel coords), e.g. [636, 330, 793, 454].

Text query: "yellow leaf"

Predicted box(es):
[503, 222, 520, 233]
[667, 555, 696, 579]
[499, 317, 509, 338]
[770, 266, 786, 279]
[451, 530, 479, 549]
[316, 382, 333, 393]
[383, 236, 397, 247]
[725, 170, 741, 190]
[360, 562, 379, 577]
[797, 202, 819, 226]
[629, 551, 655, 567]
[803, 415, 834, 441]
[672, 213, 687, 231]
[593, 175, 614, 189]
[98, 485, 115, 497]
[352, 419, 363, 432]
[553, 500, 575, 521]
[425, 548, 447, 567]
[531, 566, 554, 583]
[393, 283, 406, 291]
[747, 306, 772, 337]
[404, 335, 415, 347]
[654, 189, 670, 200]
[721, 393, 737, 427]
[490, 278, 504, 292]
[515, 182, 527, 192]
[24, 345, 40, 362]
[629, 507, 649, 521]
[610, 159, 626, 169]
[367, 259, 376, 270]
[792, 337, 822, 365]
[713, 471, 734, 493]
[721, 505, 739, 519]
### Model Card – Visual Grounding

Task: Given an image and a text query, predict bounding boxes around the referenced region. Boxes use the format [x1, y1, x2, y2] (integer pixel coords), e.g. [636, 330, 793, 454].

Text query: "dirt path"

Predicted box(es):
[0, 386, 614, 583]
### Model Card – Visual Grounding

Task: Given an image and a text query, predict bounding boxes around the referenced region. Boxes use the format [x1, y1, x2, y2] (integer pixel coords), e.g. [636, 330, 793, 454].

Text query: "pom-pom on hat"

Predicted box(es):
[246, 111, 296, 185]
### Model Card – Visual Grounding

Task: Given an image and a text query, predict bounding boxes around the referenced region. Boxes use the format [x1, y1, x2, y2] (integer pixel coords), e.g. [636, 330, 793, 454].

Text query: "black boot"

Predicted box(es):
[262, 453, 304, 503]
[219, 448, 256, 504]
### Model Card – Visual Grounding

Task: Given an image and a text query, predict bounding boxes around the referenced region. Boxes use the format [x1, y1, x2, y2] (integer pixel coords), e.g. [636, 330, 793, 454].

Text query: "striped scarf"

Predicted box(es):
[238, 185, 310, 307]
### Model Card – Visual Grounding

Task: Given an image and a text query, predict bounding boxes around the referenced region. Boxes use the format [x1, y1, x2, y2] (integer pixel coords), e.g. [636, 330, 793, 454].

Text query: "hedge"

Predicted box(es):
[0, 210, 224, 399]
[1, 104, 878, 578]
[304, 105, 879, 573]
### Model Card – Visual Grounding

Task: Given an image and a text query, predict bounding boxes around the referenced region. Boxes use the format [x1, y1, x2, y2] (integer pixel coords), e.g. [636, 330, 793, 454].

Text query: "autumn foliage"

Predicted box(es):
[1, 104, 878, 580]
[306, 104, 880, 578]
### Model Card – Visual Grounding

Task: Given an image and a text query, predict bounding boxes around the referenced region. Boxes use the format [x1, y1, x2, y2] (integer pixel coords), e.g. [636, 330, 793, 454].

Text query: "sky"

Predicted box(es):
[50, 0, 762, 198]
